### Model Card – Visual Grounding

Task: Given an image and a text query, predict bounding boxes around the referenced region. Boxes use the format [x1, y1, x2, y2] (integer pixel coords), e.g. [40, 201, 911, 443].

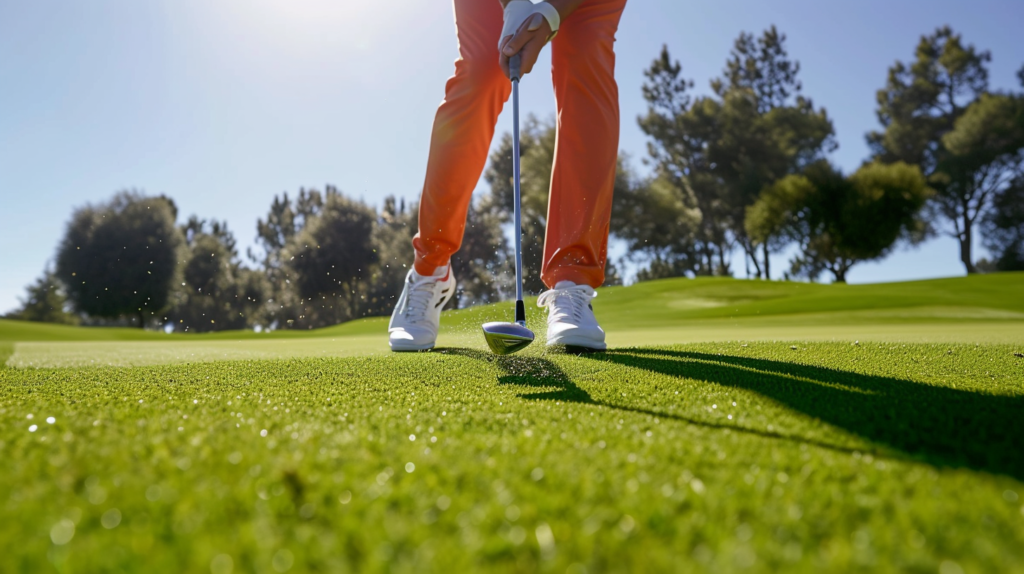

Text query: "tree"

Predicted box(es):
[252, 188, 324, 282]
[868, 26, 992, 273]
[55, 191, 182, 327]
[252, 188, 331, 329]
[362, 196, 417, 317]
[602, 257, 624, 286]
[285, 189, 378, 328]
[611, 168, 702, 279]
[634, 256, 697, 283]
[748, 161, 930, 282]
[941, 92, 1024, 271]
[640, 35, 835, 279]
[6, 269, 79, 325]
[982, 176, 1024, 271]
[744, 173, 804, 270]
[715, 26, 802, 114]
[713, 27, 836, 278]
[638, 46, 725, 275]
[168, 217, 266, 332]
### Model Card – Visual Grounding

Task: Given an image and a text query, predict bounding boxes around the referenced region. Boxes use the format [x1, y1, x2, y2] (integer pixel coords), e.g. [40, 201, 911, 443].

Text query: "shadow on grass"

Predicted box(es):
[435, 348, 887, 464]
[436, 346, 1024, 481]
[586, 348, 1024, 481]
[435, 348, 594, 402]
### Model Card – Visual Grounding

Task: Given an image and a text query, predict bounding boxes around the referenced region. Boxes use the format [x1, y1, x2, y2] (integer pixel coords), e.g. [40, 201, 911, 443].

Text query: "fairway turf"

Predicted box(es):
[3, 273, 1024, 367]
[1, 275, 1023, 572]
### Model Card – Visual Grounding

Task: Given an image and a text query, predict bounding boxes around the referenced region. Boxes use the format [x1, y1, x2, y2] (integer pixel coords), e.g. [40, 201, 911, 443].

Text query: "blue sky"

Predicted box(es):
[2, 0, 1022, 313]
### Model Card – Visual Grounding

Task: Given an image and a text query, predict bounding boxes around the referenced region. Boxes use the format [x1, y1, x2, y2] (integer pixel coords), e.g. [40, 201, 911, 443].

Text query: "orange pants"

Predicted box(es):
[413, 0, 627, 289]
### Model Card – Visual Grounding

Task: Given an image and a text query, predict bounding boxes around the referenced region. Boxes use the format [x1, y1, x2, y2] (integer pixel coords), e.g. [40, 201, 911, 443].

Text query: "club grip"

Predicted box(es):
[509, 53, 522, 82]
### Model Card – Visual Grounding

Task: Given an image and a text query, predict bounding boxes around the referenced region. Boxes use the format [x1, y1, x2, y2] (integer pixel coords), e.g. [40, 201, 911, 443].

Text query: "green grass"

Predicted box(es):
[1, 275, 1023, 572]
[4, 273, 1024, 367]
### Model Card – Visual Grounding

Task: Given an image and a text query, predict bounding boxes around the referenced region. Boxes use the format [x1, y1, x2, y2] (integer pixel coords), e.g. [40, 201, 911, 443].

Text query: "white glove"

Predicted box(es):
[499, 0, 561, 51]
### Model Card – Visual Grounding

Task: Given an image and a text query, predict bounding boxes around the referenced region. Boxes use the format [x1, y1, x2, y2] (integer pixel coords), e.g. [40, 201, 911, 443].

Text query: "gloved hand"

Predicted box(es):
[499, 0, 561, 80]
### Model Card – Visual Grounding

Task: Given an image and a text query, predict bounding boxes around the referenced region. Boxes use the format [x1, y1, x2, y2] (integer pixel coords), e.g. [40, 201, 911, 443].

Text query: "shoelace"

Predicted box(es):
[537, 284, 596, 323]
[402, 275, 439, 323]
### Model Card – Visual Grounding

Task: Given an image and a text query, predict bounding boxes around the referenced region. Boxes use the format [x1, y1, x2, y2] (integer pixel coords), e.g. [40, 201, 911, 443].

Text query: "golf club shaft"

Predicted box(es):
[510, 54, 526, 326]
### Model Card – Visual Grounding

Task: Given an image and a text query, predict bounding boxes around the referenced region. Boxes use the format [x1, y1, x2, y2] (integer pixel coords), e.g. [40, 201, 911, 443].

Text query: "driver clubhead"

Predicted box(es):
[482, 322, 535, 355]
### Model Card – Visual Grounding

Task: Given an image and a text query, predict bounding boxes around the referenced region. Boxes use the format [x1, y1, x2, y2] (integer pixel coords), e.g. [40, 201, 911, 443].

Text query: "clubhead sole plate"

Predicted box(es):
[482, 322, 535, 355]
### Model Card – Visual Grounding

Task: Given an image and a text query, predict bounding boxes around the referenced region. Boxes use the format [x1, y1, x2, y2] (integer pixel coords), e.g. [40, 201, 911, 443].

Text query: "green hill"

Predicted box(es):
[3, 273, 1023, 368]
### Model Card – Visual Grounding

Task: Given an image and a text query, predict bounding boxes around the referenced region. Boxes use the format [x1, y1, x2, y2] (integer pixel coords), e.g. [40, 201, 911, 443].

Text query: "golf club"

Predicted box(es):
[482, 53, 535, 355]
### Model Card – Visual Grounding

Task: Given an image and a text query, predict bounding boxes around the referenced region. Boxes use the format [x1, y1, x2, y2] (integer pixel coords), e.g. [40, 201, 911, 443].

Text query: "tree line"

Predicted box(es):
[626, 25, 1024, 282]
[7, 25, 1024, 331]
[7, 187, 511, 331]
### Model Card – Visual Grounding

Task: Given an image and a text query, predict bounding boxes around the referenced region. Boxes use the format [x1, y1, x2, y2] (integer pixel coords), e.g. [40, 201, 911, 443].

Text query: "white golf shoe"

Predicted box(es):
[388, 266, 455, 352]
[537, 281, 606, 351]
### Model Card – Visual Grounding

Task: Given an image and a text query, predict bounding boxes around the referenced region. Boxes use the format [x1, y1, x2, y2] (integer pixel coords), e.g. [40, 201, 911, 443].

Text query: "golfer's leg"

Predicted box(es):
[541, 0, 626, 289]
[412, 0, 510, 277]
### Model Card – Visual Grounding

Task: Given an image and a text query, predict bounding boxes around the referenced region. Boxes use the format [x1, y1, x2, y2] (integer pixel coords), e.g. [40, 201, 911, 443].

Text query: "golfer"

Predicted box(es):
[389, 0, 627, 352]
